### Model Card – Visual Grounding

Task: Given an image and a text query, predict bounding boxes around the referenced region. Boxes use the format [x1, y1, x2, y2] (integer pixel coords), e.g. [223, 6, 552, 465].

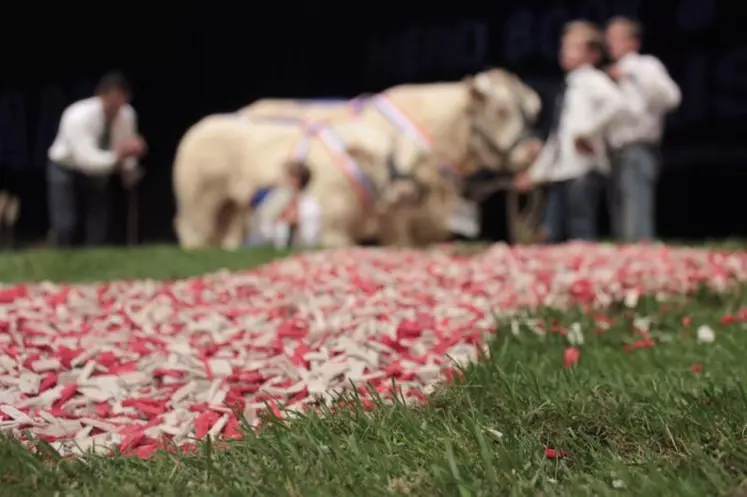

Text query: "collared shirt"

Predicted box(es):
[245, 194, 322, 248]
[48, 96, 138, 175]
[606, 52, 682, 150]
[529, 65, 626, 183]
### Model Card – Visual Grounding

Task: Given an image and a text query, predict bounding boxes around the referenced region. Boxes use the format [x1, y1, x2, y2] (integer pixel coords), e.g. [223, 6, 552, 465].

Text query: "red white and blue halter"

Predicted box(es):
[365, 94, 460, 183]
[289, 121, 378, 207]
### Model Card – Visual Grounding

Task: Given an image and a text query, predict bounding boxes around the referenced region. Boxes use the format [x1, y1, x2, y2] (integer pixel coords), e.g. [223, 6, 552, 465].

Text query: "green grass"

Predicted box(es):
[0, 245, 292, 283]
[1, 246, 747, 496]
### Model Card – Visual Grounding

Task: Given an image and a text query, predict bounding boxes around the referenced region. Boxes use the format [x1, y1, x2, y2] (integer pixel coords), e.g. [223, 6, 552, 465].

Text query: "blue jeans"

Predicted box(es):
[541, 171, 604, 243]
[47, 161, 111, 247]
[609, 144, 659, 241]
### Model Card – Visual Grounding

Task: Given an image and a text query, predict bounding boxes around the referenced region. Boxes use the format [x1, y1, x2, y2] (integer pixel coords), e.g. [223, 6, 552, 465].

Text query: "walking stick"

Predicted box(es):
[0, 191, 7, 249]
[3, 195, 19, 249]
[122, 166, 143, 246]
[505, 188, 520, 245]
[126, 183, 138, 245]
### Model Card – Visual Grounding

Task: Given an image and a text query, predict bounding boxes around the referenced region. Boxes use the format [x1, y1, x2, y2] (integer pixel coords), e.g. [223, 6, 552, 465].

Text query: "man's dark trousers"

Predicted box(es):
[47, 161, 110, 247]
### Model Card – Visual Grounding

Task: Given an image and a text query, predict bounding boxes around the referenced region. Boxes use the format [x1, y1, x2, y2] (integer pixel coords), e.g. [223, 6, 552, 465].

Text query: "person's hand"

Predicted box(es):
[525, 138, 543, 158]
[607, 64, 625, 81]
[514, 172, 534, 192]
[278, 201, 299, 225]
[135, 135, 148, 156]
[117, 136, 147, 159]
[574, 136, 595, 155]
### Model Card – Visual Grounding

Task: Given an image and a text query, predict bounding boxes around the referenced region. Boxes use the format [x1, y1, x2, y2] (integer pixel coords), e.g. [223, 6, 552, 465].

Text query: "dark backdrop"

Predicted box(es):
[1, 0, 745, 245]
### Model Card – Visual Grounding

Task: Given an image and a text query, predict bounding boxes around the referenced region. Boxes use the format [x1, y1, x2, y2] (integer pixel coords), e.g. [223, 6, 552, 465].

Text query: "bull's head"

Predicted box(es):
[465, 68, 543, 177]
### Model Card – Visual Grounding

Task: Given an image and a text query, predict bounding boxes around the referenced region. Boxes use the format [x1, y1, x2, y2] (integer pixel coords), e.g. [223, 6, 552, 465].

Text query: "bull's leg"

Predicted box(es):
[316, 195, 357, 248]
[410, 208, 454, 246]
[174, 194, 223, 250]
[174, 212, 212, 250]
[379, 213, 415, 247]
[320, 228, 355, 248]
[218, 204, 249, 250]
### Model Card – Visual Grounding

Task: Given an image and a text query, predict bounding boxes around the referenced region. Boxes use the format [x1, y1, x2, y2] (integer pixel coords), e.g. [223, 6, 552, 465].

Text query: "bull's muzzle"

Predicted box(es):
[384, 179, 427, 207]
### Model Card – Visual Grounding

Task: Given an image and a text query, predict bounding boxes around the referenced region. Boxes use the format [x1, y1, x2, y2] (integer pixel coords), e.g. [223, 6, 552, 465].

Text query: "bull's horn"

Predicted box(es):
[474, 73, 492, 94]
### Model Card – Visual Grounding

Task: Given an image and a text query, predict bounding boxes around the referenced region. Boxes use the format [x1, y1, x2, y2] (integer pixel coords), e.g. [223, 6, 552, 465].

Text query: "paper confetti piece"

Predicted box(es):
[0, 243, 744, 458]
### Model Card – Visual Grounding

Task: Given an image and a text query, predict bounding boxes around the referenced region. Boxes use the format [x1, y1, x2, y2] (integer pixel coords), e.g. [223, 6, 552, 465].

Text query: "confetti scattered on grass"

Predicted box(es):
[1, 243, 747, 495]
[0, 243, 745, 458]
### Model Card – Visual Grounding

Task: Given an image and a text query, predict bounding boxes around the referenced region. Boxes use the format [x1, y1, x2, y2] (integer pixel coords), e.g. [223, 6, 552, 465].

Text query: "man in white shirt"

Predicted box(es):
[514, 21, 625, 243]
[244, 161, 322, 248]
[605, 17, 681, 242]
[47, 72, 146, 247]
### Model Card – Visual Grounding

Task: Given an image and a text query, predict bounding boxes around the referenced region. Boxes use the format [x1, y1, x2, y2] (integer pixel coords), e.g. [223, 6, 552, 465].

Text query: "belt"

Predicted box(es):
[610, 141, 659, 154]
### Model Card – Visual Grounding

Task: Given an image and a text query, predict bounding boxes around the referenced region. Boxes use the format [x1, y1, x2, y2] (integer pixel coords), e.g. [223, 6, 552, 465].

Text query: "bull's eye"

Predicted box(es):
[495, 105, 510, 120]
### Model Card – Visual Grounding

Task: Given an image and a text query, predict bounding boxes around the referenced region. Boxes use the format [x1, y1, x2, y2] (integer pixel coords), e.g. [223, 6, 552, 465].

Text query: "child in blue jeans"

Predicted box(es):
[515, 21, 626, 243]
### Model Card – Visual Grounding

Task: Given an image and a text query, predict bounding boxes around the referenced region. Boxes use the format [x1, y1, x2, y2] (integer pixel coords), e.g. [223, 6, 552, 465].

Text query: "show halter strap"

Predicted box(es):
[369, 94, 461, 183]
[241, 114, 376, 207]
[287, 121, 377, 208]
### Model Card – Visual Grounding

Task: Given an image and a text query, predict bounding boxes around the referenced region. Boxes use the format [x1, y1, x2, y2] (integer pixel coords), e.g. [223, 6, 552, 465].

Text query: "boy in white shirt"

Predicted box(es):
[47, 72, 146, 247]
[245, 161, 322, 249]
[515, 21, 625, 243]
[605, 17, 681, 241]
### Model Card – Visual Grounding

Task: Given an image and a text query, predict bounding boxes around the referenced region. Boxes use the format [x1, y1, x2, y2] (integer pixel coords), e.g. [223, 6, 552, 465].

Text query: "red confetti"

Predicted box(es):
[624, 338, 656, 353]
[721, 314, 736, 325]
[120, 431, 146, 453]
[0, 243, 744, 459]
[563, 347, 581, 368]
[133, 443, 159, 459]
[545, 447, 567, 459]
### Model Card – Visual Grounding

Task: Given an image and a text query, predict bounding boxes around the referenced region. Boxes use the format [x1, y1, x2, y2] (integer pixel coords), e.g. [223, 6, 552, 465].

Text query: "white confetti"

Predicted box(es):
[697, 325, 716, 343]
[567, 322, 584, 346]
[0, 243, 741, 459]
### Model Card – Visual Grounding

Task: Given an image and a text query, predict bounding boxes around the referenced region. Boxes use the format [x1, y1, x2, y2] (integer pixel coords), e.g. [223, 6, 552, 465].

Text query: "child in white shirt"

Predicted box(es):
[245, 161, 322, 248]
[515, 21, 625, 243]
[604, 17, 681, 242]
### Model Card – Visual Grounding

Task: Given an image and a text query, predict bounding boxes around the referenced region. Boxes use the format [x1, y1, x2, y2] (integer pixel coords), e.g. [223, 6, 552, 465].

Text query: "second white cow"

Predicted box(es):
[173, 114, 440, 249]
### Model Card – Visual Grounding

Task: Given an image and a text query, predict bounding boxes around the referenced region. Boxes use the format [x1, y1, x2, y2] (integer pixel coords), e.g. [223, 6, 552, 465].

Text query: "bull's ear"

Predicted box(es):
[521, 87, 542, 120]
[468, 73, 491, 102]
[513, 77, 542, 120]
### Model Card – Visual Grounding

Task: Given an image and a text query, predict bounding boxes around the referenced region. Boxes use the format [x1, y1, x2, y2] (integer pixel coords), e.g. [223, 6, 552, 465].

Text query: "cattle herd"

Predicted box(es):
[172, 69, 544, 249]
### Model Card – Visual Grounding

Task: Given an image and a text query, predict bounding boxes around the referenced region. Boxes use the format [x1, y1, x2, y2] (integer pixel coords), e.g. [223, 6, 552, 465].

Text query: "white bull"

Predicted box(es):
[241, 68, 543, 244]
[173, 114, 439, 249]
[242, 98, 362, 123]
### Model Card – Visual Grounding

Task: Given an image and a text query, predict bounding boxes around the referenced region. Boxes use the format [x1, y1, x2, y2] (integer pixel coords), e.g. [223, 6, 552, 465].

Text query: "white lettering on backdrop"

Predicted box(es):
[363, 21, 488, 83]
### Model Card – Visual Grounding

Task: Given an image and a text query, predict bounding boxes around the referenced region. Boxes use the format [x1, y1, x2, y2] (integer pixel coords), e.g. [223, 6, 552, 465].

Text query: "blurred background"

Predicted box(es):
[0, 0, 744, 246]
